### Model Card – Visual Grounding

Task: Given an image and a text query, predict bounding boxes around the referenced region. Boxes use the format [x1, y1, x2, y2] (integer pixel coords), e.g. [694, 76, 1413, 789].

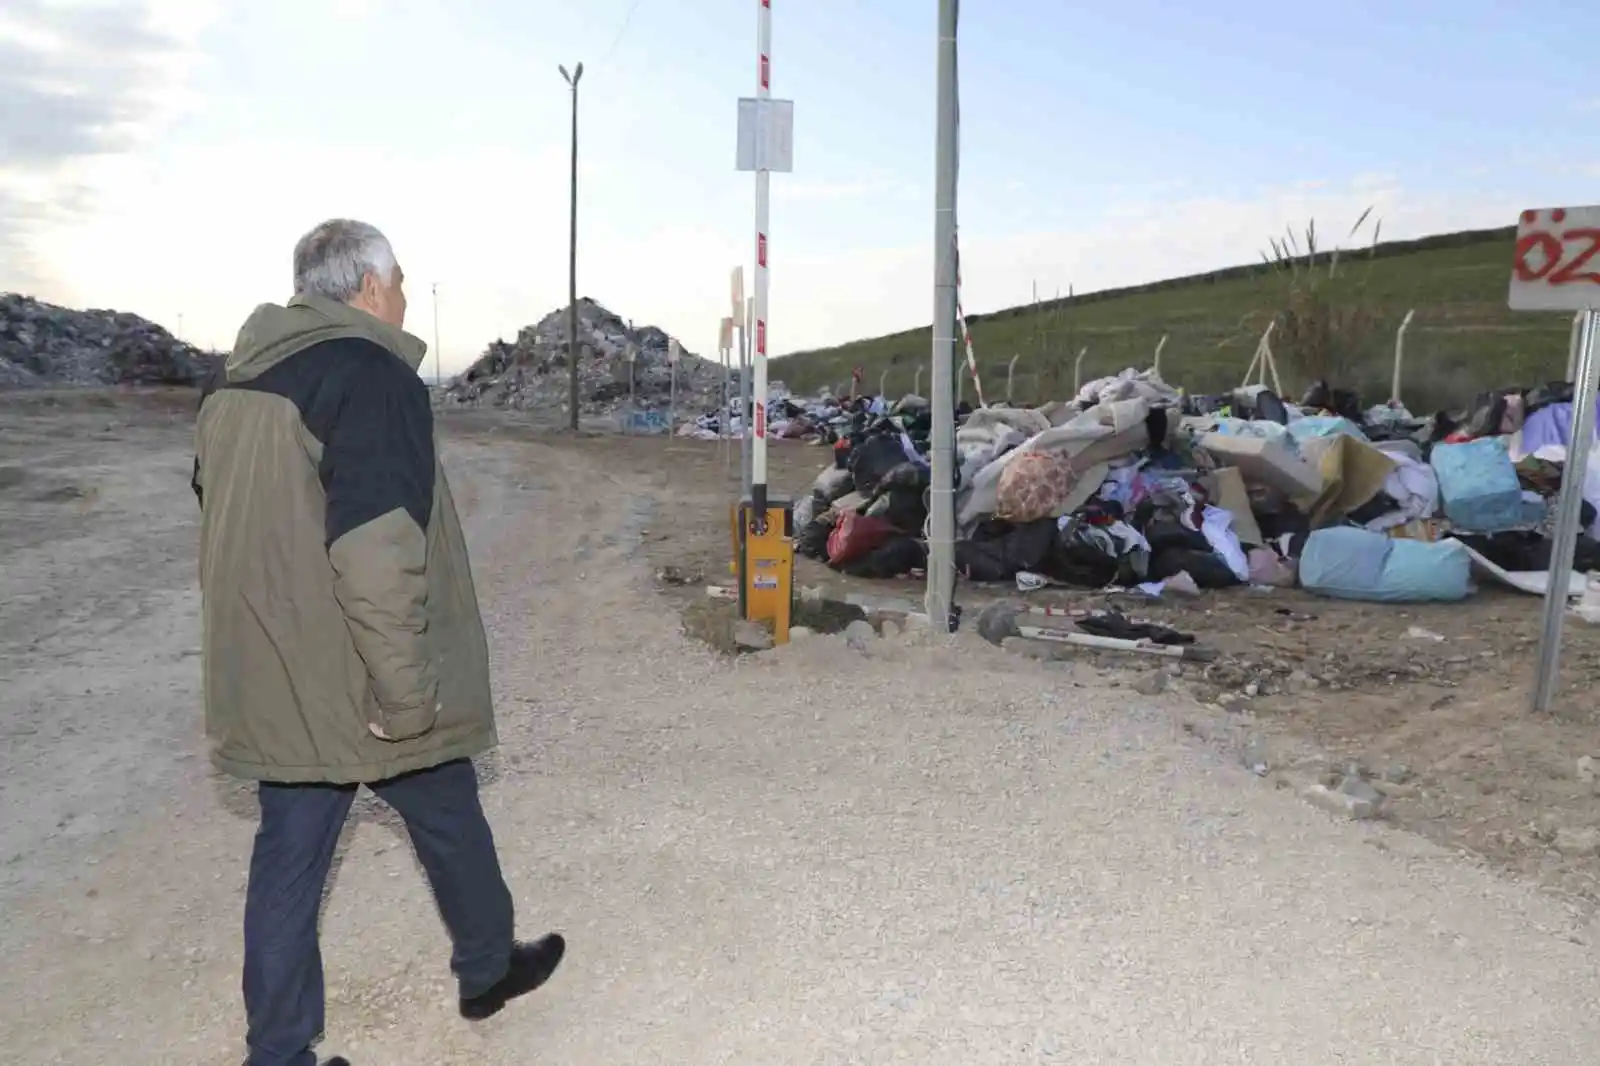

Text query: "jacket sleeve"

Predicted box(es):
[321, 353, 439, 740]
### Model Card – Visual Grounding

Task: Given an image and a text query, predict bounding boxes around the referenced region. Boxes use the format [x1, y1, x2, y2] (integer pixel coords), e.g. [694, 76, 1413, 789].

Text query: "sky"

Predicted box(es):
[5, 0, 1600, 376]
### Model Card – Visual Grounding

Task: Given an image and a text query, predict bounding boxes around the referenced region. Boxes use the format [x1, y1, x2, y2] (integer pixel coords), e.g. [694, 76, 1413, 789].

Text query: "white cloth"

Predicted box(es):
[1200, 505, 1251, 582]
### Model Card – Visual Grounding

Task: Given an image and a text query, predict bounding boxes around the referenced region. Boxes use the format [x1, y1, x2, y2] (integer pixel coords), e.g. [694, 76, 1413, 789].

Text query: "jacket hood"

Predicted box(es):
[226, 294, 428, 382]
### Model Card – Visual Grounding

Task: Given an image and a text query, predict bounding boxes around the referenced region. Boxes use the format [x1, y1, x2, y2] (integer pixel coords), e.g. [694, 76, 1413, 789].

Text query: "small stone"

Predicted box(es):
[788, 626, 814, 640]
[1578, 756, 1597, 785]
[1303, 783, 1381, 820]
[1132, 671, 1169, 696]
[880, 620, 902, 639]
[1239, 736, 1272, 776]
[1554, 827, 1600, 857]
[843, 619, 877, 653]
[1243, 681, 1260, 698]
[1380, 762, 1413, 784]
[1338, 774, 1385, 809]
[1216, 693, 1245, 714]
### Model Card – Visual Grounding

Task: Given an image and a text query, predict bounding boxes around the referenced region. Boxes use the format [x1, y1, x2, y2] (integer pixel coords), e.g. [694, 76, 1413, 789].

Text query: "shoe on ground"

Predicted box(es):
[459, 934, 566, 1021]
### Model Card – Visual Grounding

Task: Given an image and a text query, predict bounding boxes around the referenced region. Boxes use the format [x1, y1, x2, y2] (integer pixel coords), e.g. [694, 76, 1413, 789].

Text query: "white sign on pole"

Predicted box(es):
[735, 98, 795, 173]
[719, 316, 734, 351]
[668, 338, 680, 364]
[1513, 206, 1600, 713]
[730, 267, 745, 319]
[1509, 206, 1600, 311]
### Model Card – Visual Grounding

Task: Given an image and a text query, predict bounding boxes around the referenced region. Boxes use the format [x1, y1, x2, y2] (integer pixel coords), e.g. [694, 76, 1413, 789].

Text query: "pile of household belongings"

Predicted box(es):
[791, 367, 1600, 603]
[678, 386, 939, 444]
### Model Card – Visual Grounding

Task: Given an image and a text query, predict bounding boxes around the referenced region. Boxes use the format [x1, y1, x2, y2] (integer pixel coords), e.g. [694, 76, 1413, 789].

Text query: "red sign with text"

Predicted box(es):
[1509, 207, 1600, 311]
[754, 401, 766, 439]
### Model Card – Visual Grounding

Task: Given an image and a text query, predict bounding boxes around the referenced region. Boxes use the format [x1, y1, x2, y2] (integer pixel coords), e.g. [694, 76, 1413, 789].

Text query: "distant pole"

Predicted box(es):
[740, 297, 753, 496]
[431, 282, 442, 385]
[560, 62, 585, 431]
[925, 0, 959, 632]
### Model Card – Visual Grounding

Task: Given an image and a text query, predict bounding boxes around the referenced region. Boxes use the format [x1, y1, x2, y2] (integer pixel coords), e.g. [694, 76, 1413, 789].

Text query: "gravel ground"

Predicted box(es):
[3, 394, 1600, 1063]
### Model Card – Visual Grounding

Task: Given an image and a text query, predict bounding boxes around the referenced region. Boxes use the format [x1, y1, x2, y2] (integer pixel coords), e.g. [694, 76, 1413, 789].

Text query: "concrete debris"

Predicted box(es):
[0, 293, 211, 389]
[442, 297, 729, 421]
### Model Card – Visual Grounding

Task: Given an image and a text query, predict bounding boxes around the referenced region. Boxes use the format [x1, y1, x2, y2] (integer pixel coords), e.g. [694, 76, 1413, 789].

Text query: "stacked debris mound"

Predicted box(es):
[444, 298, 726, 417]
[0, 293, 209, 388]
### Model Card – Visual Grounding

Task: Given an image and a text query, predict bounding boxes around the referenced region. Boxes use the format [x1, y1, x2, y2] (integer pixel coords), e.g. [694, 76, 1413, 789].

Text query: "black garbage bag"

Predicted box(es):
[876, 484, 929, 533]
[838, 535, 926, 579]
[1148, 547, 1241, 588]
[1526, 381, 1575, 415]
[955, 517, 1056, 582]
[848, 435, 909, 498]
[793, 512, 832, 560]
[1456, 530, 1600, 574]
[1300, 380, 1362, 423]
[1141, 514, 1211, 554]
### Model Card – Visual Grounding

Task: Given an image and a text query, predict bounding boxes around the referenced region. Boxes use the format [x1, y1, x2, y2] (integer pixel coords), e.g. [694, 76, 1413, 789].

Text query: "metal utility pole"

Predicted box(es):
[431, 282, 442, 385]
[925, 0, 959, 632]
[560, 62, 585, 431]
[1533, 308, 1600, 711]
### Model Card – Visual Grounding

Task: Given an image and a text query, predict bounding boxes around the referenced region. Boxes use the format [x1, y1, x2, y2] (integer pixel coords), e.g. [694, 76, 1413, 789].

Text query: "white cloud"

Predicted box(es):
[0, 0, 217, 286]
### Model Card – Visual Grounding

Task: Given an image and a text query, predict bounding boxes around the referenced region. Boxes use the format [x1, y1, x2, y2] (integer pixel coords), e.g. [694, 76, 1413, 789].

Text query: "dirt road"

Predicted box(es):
[4, 393, 1600, 1064]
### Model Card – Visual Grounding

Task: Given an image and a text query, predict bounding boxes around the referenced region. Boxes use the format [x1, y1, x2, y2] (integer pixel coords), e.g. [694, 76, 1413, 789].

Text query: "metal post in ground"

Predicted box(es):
[924, 0, 959, 632]
[559, 62, 584, 431]
[1533, 309, 1599, 712]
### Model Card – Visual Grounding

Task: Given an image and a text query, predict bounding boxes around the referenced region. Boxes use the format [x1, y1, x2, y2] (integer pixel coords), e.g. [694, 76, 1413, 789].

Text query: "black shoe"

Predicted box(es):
[459, 934, 566, 1020]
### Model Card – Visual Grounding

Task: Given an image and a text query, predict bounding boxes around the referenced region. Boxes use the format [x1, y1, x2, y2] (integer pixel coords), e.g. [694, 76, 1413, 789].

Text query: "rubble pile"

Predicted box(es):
[444, 298, 728, 417]
[0, 293, 209, 388]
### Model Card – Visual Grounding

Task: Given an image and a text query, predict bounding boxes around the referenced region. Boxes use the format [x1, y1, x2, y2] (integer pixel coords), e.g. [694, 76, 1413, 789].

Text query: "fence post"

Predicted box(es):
[1153, 333, 1168, 376]
[914, 365, 924, 396]
[879, 368, 888, 398]
[1006, 353, 1020, 404]
[1072, 346, 1088, 395]
[1390, 308, 1415, 405]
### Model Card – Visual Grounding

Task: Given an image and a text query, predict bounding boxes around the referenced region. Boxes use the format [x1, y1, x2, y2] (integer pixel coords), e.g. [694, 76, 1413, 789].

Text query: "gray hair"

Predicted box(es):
[292, 218, 398, 302]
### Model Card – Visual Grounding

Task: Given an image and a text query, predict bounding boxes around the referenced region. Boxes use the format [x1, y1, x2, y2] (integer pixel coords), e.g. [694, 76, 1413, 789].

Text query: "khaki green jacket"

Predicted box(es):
[194, 295, 495, 783]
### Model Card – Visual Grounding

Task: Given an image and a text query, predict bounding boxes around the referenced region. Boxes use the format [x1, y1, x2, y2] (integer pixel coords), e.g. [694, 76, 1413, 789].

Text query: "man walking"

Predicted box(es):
[193, 219, 564, 1066]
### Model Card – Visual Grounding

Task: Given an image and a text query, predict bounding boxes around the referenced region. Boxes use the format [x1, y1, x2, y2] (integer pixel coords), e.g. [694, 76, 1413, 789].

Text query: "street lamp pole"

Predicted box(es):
[560, 62, 585, 432]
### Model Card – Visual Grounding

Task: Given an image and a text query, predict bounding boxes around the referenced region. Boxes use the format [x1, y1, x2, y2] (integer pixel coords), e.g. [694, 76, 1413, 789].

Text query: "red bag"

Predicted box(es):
[826, 512, 898, 566]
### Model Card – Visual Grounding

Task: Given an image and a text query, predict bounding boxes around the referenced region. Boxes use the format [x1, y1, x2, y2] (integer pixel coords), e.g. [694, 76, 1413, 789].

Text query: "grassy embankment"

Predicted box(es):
[777, 224, 1576, 413]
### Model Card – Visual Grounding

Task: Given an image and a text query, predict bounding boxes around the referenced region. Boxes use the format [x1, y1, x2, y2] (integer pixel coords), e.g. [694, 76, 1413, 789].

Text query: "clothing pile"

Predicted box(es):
[787, 368, 1600, 604]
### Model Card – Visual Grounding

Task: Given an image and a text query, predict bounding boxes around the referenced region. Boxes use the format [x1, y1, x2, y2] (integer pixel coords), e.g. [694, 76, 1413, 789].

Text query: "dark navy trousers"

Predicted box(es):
[242, 758, 515, 1066]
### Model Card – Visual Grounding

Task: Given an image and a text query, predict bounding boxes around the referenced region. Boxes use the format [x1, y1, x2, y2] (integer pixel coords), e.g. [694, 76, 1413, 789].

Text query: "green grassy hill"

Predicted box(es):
[777, 226, 1579, 413]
